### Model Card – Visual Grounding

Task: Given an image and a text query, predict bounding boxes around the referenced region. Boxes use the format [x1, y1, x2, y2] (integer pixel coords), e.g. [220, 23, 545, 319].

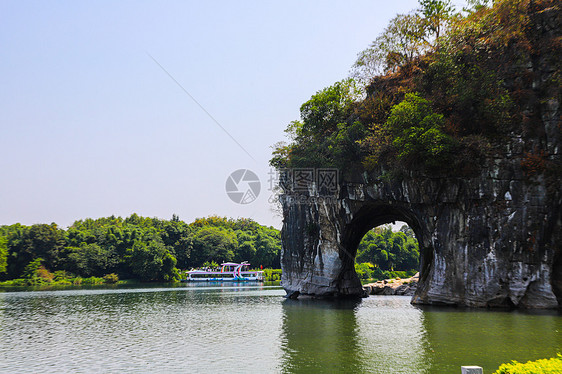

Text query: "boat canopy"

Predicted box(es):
[221, 262, 250, 266]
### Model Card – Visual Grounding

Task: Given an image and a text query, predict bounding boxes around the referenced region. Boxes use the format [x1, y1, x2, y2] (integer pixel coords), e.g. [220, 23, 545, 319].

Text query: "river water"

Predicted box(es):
[0, 283, 560, 373]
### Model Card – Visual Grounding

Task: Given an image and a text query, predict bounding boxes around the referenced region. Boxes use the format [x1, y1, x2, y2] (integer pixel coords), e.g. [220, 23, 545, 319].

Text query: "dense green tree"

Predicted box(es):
[399, 224, 415, 238]
[3, 223, 65, 279]
[356, 225, 419, 272]
[126, 238, 178, 281]
[253, 231, 280, 269]
[0, 236, 8, 275]
[22, 257, 43, 279]
[190, 226, 238, 267]
[235, 231, 257, 263]
[160, 219, 192, 268]
[62, 243, 113, 277]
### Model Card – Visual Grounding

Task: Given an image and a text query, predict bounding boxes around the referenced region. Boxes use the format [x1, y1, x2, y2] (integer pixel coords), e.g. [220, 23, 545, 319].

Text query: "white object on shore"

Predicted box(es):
[461, 366, 483, 374]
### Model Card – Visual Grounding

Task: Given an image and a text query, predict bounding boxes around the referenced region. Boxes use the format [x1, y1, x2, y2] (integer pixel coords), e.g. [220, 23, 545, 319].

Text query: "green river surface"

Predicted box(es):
[0, 283, 561, 373]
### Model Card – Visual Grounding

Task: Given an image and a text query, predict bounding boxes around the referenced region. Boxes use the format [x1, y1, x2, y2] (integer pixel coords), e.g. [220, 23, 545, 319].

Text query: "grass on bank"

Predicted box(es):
[355, 262, 417, 282]
[0, 272, 120, 287]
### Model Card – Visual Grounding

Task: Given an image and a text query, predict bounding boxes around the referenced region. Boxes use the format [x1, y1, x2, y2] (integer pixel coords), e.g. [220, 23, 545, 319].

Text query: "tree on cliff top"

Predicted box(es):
[351, 0, 456, 83]
[351, 13, 427, 82]
[270, 78, 366, 171]
[419, 0, 456, 43]
[272, 0, 552, 176]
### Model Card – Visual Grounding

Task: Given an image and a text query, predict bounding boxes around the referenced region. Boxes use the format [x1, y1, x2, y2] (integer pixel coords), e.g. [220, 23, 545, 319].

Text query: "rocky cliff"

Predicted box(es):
[279, 2, 561, 308]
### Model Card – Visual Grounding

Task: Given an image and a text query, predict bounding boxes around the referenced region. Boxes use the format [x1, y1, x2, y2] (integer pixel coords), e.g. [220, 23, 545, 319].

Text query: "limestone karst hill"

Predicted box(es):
[275, 0, 561, 308]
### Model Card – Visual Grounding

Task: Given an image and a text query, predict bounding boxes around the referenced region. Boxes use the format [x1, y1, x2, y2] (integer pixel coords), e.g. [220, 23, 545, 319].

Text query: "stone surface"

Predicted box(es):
[280, 151, 561, 307]
[281, 157, 561, 307]
[363, 273, 419, 296]
[279, 4, 561, 308]
[461, 367, 483, 374]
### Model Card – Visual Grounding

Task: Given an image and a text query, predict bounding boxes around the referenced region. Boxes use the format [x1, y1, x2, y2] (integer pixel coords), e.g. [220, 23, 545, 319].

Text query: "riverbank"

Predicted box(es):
[0, 273, 120, 287]
[363, 273, 419, 296]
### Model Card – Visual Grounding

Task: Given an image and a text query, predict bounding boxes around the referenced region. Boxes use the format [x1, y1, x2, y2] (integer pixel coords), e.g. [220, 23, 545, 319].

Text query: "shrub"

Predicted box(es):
[386, 270, 418, 279]
[0, 279, 27, 286]
[494, 354, 562, 374]
[53, 270, 69, 281]
[22, 258, 44, 279]
[36, 266, 54, 282]
[371, 267, 387, 280]
[263, 269, 282, 282]
[355, 262, 374, 280]
[81, 277, 104, 285]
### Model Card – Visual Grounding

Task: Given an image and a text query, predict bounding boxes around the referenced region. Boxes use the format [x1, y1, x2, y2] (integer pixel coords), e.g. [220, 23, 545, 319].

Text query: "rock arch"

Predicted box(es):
[280, 167, 561, 308]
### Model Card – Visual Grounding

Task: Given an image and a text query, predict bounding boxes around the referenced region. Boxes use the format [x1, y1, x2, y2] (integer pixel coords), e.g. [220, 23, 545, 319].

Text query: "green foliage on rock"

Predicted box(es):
[418, 0, 455, 42]
[493, 354, 562, 374]
[270, 78, 366, 173]
[271, 0, 555, 180]
[386, 92, 457, 169]
[352, 0, 455, 81]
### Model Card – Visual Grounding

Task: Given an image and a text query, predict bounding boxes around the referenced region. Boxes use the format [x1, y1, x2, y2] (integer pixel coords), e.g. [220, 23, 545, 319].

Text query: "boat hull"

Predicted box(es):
[182, 277, 263, 282]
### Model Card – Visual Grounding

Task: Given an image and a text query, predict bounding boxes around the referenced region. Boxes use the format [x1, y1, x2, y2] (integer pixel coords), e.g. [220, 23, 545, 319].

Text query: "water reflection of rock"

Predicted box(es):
[279, 296, 430, 373]
[280, 298, 363, 373]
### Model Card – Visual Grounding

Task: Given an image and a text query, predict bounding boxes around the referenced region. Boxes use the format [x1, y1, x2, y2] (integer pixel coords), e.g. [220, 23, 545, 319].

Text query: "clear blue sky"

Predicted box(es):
[0, 0, 467, 229]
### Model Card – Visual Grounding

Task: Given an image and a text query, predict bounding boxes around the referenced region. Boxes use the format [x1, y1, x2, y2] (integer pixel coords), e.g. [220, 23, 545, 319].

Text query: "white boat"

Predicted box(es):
[184, 262, 264, 282]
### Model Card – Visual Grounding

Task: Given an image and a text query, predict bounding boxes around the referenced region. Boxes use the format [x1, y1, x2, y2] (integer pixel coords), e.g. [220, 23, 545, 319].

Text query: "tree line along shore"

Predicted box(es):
[0, 214, 419, 286]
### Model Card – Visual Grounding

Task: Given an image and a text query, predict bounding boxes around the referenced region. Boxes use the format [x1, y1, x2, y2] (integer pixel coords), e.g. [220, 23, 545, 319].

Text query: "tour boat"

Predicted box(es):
[183, 262, 264, 282]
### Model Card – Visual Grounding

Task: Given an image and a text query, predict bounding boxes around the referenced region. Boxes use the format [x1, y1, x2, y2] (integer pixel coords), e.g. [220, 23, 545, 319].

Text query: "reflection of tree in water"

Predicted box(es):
[279, 298, 363, 373]
[353, 297, 429, 374]
[280, 297, 431, 373]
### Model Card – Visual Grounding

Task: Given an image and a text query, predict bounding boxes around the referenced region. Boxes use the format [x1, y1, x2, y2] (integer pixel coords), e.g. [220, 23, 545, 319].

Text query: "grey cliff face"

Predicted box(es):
[280, 155, 561, 308]
[279, 5, 561, 308]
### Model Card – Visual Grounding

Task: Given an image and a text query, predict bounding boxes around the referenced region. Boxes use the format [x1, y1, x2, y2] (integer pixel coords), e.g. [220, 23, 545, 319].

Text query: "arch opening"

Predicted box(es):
[340, 204, 431, 292]
[354, 222, 419, 281]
